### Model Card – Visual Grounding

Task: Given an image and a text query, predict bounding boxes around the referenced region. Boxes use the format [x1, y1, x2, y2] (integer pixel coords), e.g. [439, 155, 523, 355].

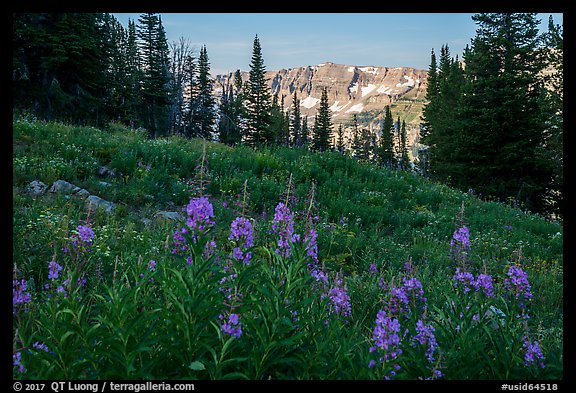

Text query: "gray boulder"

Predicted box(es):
[27, 180, 48, 196]
[86, 195, 116, 214]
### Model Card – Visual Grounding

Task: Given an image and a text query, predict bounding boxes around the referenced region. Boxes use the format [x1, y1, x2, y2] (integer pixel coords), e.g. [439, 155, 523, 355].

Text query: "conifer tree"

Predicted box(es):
[335, 123, 346, 154]
[291, 90, 302, 147]
[459, 13, 548, 212]
[539, 15, 563, 217]
[311, 87, 332, 152]
[13, 13, 108, 124]
[137, 13, 171, 138]
[193, 45, 216, 139]
[399, 120, 410, 170]
[351, 114, 361, 159]
[244, 35, 273, 147]
[378, 105, 395, 167]
[269, 92, 286, 145]
[420, 44, 465, 181]
[301, 116, 309, 147]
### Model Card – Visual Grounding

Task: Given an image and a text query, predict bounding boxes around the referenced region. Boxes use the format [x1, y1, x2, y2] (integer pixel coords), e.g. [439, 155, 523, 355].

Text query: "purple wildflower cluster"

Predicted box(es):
[13, 352, 25, 374]
[186, 196, 215, 240]
[369, 273, 443, 379]
[229, 217, 253, 265]
[171, 197, 217, 260]
[369, 310, 402, 379]
[386, 276, 428, 319]
[522, 335, 545, 369]
[452, 268, 494, 298]
[13, 278, 31, 314]
[412, 320, 439, 363]
[65, 224, 95, 255]
[48, 260, 62, 280]
[450, 226, 471, 268]
[304, 228, 318, 264]
[271, 202, 299, 258]
[219, 312, 242, 339]
[326, 272, 352, 319]
[504, 265, 533, 310]
[13, 341, 51, 374]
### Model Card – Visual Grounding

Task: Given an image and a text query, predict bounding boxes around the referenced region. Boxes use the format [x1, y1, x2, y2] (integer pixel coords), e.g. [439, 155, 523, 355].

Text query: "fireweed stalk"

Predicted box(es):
[369, 273, 442, 379]
[271, 202, 299, 258]
[450, 226, 471, 269]
[171, 196, 216, 262]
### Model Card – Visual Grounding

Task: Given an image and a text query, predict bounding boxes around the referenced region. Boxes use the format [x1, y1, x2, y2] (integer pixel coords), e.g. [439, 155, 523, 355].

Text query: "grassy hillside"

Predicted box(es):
[12, 116, 563, 380]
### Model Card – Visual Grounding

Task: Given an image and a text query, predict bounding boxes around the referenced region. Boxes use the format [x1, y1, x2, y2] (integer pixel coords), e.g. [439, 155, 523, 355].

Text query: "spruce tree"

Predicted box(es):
[13, 13, 108, 124]
[311, 87, 332, 152]
[244, 35, 273, 147]
[351, 114, 361, 159]
[137, 13, 171, 138]
[335, 124, 346, 154]
[269, 92, 286, 145]
[399, 120, 410, 170]
[301, 117, 309, 147]
[291, 90, 302, 147]
[378, 105, 395, 167]
[194, 45, 216, 139]
[459, 13, 548, 212]
[539, 15, 563, 217]
[420, 44, 465, 182]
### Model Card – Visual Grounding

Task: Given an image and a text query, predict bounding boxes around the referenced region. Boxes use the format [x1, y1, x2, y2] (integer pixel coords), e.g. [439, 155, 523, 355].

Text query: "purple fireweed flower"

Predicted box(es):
[505, 265, 533, 308]
[370, 310, 403, 376]
[33, 342, 49, 352]
[452, 226, 470, 248]
[522, 335, 545, 368]
[450, 226, 470, 266]
[13, 351, 25, 373]
[13, 278, 31, 312]
[304, 228, 318, 263]
[327, 274, 352, 319]
[186, 196, 215, 236]
[272, 202, 298, 258]
[453, 268, 476, 294]
[76, 225, 95, 244]
[220, 312, 242, 338]
[412, 319, 439, 362]
[310, 267, 329, 286]
[48, 260, 62, 280]
[474, 273, 494, 297]
[171, 228, 189, 255]
[229, 217, 254, 264]
[369, 262, 378, 274]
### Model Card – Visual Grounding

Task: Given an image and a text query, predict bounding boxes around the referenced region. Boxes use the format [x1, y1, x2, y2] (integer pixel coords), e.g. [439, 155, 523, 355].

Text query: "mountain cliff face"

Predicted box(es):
[215, 62, 429, 155]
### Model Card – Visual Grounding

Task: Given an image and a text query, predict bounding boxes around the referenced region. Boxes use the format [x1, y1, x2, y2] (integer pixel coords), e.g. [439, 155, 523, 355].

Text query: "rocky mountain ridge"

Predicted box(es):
[215, 61, 429, 155]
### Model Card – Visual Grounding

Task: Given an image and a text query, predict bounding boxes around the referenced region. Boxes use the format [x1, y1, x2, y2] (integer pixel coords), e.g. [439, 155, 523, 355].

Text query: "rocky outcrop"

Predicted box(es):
[46, 179, 116, 214]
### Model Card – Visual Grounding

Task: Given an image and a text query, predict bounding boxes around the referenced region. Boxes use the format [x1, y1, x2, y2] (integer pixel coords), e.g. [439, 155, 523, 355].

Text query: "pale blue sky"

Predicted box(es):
[113, 13, 563, 76]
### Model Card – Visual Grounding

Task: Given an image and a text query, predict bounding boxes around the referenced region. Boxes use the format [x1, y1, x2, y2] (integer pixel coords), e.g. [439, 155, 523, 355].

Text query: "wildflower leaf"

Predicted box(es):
[188, 361, 205, 371]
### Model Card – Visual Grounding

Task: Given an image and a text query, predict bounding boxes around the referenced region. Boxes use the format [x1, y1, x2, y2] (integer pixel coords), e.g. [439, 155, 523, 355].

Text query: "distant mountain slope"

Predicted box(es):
[215, 62, 428, 155]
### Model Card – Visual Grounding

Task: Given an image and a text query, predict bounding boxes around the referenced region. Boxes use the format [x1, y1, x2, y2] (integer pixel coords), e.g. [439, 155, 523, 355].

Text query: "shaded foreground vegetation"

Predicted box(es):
[13, 117, 563, 379]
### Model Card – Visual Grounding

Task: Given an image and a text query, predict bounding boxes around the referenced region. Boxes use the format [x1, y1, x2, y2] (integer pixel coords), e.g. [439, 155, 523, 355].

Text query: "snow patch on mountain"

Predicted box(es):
[361, 84, 377, 96]
[359, 66, 379, 75]
[345, 103, 364, 113]
[301, 96, 320, 109]
[348, 82, 359, 95]
[396, 75, 415, 87]
[330, 101, 346, 112]
[377, 85, 393, 95]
